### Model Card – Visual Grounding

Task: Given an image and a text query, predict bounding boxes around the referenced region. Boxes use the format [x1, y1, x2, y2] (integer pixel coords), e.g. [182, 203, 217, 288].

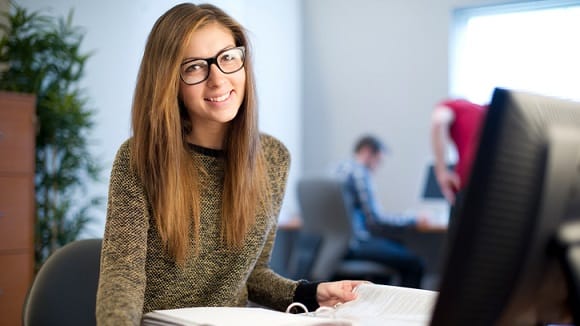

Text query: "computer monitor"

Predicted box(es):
[430, 88, 580, 325]
[422, 164, 455, 199]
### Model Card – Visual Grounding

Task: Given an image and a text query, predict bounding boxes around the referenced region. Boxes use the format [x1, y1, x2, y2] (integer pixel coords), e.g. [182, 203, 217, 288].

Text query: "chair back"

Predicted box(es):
[297, 177, 354, 280]
[23, 238, 102, 326]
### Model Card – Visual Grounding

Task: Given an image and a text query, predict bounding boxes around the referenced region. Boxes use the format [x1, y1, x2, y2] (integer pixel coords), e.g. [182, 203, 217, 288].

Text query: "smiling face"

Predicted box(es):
[179, 22, 246, 147]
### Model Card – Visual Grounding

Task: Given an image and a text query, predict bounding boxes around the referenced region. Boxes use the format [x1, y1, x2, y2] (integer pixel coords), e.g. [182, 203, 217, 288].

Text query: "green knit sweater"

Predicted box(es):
[96, 134, 298, 325]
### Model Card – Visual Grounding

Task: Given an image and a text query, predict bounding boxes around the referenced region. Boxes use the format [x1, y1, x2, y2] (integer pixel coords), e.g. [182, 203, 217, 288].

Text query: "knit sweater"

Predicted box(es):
[96, 134, 298, 325]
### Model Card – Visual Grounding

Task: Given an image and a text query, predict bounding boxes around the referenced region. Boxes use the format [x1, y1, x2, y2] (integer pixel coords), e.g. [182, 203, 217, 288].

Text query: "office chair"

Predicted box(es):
[293, 177, 397, 283]
[22, 238, 102, 326]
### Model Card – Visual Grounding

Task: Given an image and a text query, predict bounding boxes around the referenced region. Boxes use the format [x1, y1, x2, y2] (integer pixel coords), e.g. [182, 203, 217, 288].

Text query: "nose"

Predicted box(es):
[206, 63, 226, 87]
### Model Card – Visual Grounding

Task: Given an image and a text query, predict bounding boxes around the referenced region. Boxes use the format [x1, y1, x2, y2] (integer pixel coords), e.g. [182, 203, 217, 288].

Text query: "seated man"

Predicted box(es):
[335, 135, 429, 288]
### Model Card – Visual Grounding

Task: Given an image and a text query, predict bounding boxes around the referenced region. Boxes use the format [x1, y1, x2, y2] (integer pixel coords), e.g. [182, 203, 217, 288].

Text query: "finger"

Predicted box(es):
[322, 299, 342, 307]
[449, 172, 461, 189]
[442, 188, 455, 204]
[343, 291, 356, 301]
[349, 280, 368, 288]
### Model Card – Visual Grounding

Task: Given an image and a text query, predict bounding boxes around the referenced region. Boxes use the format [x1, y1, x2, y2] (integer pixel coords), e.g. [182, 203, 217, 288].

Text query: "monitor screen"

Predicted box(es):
[422, 164, 455, 200]
[430, 88, 580, 325]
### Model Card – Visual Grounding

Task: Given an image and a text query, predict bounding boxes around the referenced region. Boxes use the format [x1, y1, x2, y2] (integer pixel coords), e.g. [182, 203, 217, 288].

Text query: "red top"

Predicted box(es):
[439, 99, 487, 191]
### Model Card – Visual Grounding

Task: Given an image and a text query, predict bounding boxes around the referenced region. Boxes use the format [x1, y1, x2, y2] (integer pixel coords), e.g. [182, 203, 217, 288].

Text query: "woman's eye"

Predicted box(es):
[221, 54, 234, 62]
[183, 61, 206, 73]
[186, 64, 200, 72]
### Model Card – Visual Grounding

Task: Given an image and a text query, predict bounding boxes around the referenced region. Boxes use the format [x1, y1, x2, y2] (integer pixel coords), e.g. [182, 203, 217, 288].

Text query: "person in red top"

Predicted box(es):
[430, 99, 487, 205]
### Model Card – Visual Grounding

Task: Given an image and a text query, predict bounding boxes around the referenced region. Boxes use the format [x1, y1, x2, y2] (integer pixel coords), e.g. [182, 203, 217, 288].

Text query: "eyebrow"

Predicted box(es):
[181, 45, 237, 63]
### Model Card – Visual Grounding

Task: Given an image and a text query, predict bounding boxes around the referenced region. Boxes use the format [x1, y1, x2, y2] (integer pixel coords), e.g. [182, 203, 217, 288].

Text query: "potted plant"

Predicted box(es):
[0, 3, 103, 269]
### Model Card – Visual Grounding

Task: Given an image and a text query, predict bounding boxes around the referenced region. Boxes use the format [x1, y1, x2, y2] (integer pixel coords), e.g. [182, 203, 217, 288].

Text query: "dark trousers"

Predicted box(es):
[344, 237, 425, 289]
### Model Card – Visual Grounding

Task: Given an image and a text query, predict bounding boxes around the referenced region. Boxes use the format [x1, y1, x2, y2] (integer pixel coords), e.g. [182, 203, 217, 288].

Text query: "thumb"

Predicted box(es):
[443, 188, 456, 205]
[340, 288, 357, 301]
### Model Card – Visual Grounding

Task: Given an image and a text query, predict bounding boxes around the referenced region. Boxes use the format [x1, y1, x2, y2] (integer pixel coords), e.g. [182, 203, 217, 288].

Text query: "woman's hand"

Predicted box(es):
[316, 280, 367, 307]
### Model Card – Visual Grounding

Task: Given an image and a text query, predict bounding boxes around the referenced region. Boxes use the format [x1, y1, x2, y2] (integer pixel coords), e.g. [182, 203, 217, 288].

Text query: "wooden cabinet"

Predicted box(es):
[0, 91, 35, 326]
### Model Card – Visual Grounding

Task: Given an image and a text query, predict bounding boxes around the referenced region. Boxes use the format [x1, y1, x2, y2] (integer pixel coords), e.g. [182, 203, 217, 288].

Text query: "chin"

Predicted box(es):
[215, 108, 240, 124]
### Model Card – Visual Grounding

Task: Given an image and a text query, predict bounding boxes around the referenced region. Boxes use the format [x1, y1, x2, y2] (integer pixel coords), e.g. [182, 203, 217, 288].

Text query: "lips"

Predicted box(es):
[205, 90, 232, 102]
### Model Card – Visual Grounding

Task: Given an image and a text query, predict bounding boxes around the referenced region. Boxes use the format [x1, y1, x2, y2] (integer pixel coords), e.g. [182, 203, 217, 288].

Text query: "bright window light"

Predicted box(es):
[450, 2, 580, 104]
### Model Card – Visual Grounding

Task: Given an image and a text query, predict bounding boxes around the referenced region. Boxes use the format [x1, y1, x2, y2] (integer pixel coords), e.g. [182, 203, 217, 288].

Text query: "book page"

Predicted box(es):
[313, 283, 438, 326]
[142, 307, 355, 326]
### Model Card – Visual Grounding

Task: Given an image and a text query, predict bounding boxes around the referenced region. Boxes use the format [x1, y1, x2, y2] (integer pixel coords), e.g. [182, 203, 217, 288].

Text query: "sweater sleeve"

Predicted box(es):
[246, 134, 300, 311]
[96, 140, 150, 326]
[292, 280, 322, 312]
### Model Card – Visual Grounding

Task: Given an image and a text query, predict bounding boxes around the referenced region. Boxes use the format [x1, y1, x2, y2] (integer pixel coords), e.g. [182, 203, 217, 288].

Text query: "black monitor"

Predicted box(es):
[422, 164, 455, 199]
[430, 88, 580, 325]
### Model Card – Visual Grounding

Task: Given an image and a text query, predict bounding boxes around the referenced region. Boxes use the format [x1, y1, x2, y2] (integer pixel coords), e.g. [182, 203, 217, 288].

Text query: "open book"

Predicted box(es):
[315, 283, 437, 326]
[141, 283, 437, 326]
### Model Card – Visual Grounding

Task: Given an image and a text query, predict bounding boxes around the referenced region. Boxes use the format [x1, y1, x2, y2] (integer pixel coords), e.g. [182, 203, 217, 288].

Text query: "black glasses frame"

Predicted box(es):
[179, 46, 246, 86]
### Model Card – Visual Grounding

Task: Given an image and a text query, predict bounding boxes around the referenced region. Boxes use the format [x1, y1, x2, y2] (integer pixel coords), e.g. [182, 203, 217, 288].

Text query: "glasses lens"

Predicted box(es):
[180, 59, 209, 85]
[179, 47, 245, 85]
[217, 47, 245, 73]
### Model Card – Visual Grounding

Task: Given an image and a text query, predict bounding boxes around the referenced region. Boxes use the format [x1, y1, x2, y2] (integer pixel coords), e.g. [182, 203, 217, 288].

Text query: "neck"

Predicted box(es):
[186, 123, 228, 150]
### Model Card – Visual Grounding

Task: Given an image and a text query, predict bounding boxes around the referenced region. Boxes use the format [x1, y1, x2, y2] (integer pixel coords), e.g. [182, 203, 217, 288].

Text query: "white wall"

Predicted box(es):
[15, 0, 303, 236]
[244, 1, 303, 225]
[301, 0, 507, 215]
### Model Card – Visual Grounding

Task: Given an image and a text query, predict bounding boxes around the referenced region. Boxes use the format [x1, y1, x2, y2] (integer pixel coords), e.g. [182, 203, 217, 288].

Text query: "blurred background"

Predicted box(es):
[0, 0, 475, 235]
[5, 0, 579, 236]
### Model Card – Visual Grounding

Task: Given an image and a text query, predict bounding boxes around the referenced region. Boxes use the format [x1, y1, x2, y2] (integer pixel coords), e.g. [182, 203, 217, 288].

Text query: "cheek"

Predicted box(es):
[234, 70, 247, 94]
[179, 83, 204, 108]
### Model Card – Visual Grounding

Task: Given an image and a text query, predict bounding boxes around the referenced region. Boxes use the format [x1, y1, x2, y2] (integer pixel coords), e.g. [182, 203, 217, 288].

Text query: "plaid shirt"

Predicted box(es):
[335, 159, 416, 241]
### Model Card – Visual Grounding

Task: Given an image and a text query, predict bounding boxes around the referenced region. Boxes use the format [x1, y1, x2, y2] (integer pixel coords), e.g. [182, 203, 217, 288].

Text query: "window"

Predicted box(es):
[450, 1, 580, 104]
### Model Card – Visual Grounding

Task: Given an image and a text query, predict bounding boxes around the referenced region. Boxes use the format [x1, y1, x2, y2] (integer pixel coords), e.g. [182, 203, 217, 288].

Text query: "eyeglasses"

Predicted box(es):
[179, 46, 245, 85]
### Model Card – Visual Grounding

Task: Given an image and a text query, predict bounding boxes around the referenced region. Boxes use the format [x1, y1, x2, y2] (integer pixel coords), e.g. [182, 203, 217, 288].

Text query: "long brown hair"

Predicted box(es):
[131, 3, 266, 264]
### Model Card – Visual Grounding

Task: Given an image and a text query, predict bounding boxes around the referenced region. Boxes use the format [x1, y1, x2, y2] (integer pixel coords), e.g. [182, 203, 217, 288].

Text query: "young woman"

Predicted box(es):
[95, 3, 362, 325]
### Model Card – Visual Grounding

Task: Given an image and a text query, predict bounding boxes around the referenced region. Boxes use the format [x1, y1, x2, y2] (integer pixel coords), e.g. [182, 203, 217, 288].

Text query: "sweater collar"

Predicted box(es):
[187, 143, 224, 158]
